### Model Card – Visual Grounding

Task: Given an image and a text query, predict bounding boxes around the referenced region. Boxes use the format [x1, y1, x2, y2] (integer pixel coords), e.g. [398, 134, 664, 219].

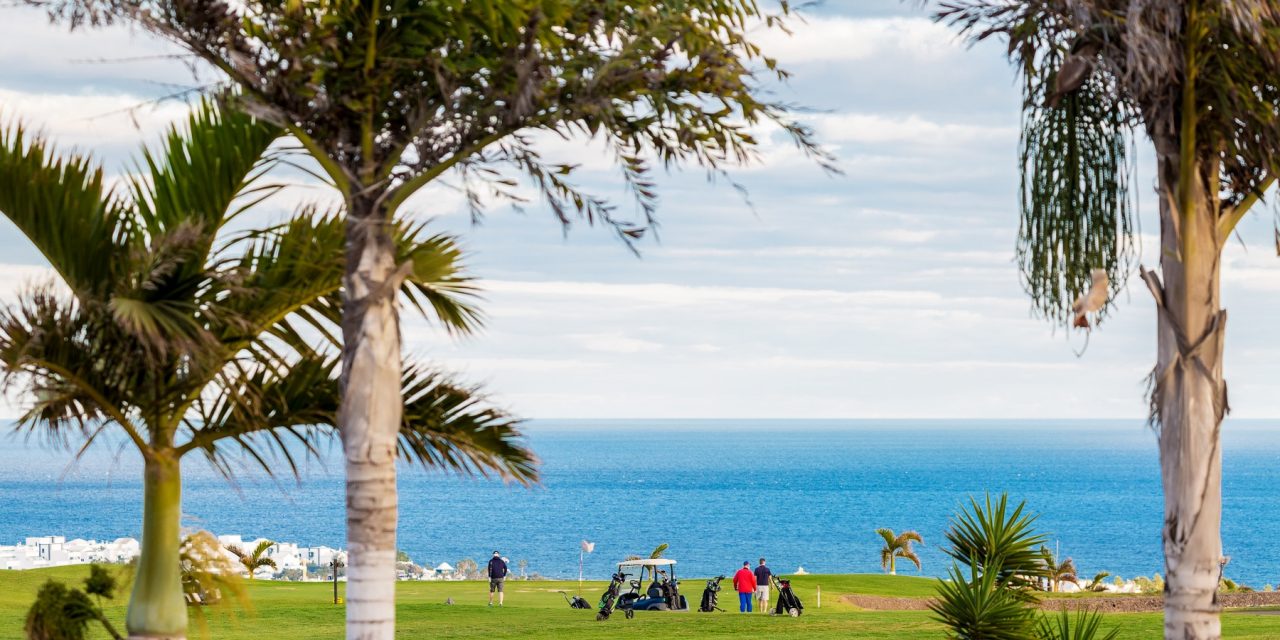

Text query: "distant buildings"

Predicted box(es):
[0, 533, 463, 582]
[0, 536, 140, 570]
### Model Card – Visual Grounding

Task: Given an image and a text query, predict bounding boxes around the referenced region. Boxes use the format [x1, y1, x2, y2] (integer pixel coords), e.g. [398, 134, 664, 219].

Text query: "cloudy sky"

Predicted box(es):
[3, 1, 1280, 421]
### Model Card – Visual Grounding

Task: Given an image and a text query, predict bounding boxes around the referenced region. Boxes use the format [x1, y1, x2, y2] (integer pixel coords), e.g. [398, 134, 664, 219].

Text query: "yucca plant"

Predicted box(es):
[935, 3, 1280, 636]
[1036, 609, 1121, 640]
[0, 101, 535, 640]
[931, 563, 1038, 640]
[944, 494, 1050, 595]
[932, 494, 1053, 639]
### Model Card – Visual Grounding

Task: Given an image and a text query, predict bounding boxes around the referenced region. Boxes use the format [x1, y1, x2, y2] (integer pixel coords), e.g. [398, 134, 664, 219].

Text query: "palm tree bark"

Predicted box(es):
[1148, 141, 1227, 640]
[126, 452, 187, 639]
[341, 195, 404, 640]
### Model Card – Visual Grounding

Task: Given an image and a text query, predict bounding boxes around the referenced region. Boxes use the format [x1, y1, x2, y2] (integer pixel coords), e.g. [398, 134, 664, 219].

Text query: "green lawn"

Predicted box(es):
[4, 566, 1280, 639]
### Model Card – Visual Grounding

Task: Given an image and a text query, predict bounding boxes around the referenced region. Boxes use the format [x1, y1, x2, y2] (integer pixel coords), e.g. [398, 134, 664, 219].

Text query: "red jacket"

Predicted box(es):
[733, 567, 757, 593]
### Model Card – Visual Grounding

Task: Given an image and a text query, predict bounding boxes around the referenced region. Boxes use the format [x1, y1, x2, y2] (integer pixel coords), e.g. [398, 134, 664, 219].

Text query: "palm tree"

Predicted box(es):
[1085, 571, 1112, 593]
[1040, 547, 1079, 593]
[55, 3, 832, 636]
[0, 102, 535, 640]
[875, 529, 924, 575]
[228, 541, 277, 580]
[936, 3, 1280, 637]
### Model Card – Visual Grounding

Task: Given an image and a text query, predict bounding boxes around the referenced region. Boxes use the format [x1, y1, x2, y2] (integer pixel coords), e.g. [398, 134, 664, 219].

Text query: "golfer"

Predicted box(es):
[753, 557, 772, 613]
[487, 551, 509, 606]
[732, 560, 757, 613]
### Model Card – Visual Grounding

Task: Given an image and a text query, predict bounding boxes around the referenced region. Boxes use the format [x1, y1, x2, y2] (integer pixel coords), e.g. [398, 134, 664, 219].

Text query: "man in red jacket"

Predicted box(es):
[732, 561, 757, 613]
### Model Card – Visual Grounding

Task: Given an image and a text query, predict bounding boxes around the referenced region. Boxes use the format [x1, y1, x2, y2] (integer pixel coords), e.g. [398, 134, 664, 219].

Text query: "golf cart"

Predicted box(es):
[614, 558, 688, 612]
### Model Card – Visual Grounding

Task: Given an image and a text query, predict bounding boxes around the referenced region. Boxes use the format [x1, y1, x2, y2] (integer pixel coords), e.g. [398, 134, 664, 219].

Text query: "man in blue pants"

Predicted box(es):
[732, 561, 757, 612]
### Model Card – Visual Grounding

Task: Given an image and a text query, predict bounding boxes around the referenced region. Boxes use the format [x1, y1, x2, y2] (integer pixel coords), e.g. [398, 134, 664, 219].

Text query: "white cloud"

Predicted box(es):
[753, 17, 961, 64]
[815, 113, 1016, 147]
[0, 88, 191, 157]
[570, 332, 664, 354]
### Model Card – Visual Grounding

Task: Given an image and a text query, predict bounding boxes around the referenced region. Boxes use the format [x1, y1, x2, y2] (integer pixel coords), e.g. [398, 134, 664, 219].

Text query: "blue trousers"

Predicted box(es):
[739, 592, 753, 612]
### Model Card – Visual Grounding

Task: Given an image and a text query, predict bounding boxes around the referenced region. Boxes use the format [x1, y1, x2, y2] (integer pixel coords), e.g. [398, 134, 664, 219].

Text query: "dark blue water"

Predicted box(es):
[3, 420, 1279, 586]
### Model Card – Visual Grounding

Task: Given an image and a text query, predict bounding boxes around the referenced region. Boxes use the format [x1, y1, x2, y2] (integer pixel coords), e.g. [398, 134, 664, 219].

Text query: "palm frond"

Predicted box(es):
[398, 361, 537, 486]
[0, 283, 147, 450]
[900, 549, 923, 572]
[397, 225, 483, 336]
[897, 530, 925, 547]
[130, 98, 281, 251]
[0, 119, 128, 298]
[184, 349, 534, 486]
[876, 528, 898, 548]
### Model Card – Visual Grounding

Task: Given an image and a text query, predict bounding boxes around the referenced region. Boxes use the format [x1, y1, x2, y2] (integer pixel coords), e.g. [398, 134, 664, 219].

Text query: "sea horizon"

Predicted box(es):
[3, 419, 1278, 585]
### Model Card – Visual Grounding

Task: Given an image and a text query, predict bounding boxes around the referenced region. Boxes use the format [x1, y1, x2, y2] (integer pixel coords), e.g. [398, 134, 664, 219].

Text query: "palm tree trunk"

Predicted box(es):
[126, 452, 187, 640]
[341, 195, 404, 640]
[1150, 148, 1226, 640]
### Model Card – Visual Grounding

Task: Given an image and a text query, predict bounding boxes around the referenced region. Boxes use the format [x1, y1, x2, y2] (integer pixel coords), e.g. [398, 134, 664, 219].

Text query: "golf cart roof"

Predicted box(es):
[617, 558, 677, 567]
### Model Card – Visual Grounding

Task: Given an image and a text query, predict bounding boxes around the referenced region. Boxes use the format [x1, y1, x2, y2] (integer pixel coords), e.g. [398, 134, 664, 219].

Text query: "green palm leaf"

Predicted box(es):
[0, 121, 127, 298]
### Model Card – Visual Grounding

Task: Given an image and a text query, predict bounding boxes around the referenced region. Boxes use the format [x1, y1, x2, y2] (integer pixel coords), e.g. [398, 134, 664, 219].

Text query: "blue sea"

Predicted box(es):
[3, 419, 1280, 586]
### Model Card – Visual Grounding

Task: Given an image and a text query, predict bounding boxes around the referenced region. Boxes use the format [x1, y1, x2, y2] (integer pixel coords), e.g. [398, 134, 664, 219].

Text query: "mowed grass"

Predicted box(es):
[4, 566, 1280, 639]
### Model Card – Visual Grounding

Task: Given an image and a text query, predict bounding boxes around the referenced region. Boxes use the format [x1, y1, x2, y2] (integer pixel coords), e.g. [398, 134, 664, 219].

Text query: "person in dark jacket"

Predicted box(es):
[753, 558, 773, 613]
[487, 551, 509, 606]
[732, 561, 757, 613]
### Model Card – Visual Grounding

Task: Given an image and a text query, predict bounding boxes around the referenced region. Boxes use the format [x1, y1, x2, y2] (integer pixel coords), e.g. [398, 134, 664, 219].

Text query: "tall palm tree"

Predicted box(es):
[49, 3, 833, 636]
[228, 540, 277, 580]
[876, 529, 924, 575]
[936, 3, 1280, 637]
[1039, 547, 1080, 593]
[0, 102, 535, 640]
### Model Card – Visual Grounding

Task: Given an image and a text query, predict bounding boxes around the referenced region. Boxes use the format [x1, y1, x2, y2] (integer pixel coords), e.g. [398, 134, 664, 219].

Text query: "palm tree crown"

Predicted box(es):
[1039, 547, 1079, 593]
[229, 541, 278, 580]
[876, 528, 923, 575]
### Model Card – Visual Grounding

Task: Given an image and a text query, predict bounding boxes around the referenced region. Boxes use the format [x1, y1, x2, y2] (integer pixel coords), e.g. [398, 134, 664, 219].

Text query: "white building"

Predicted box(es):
[1, 532, 360, 581]
[0, 536, 139, 570]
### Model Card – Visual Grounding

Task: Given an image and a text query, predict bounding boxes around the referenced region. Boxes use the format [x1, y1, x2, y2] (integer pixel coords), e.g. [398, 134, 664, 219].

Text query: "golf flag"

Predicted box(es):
[578, 540, 594, 595]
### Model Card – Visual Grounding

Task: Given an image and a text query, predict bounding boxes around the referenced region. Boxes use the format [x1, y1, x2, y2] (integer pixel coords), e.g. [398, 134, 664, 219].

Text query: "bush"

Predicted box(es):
[24, 566, 123, 640]
[1132, 574, 1163, 595]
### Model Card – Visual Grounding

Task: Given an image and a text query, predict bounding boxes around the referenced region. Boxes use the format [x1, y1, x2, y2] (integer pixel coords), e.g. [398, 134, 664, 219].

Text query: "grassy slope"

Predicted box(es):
[2, 567, 1279, 639]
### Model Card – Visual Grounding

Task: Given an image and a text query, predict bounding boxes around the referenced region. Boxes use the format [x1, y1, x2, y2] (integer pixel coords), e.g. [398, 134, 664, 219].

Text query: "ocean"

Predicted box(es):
[2, 419, 1279, 586]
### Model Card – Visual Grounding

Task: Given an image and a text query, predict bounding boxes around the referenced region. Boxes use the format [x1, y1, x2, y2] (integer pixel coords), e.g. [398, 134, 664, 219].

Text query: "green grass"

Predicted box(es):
[4, 566, 1280, 639]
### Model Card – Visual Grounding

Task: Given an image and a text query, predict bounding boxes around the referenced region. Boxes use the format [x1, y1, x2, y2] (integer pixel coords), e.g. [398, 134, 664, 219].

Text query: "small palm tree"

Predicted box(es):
[875, 529, 923, 575]
[1085, 571, 1111, 593]
[228, 541, 277, 580]
[1039, 547, 1079, 593]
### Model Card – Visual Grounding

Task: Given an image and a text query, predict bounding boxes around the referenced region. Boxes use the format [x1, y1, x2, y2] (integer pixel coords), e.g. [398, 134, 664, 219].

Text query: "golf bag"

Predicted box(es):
[560, 591, 591, 610]
[771, 575, 803, 617]
[698, 575, 725, 612]
[597, 571, 633, 621]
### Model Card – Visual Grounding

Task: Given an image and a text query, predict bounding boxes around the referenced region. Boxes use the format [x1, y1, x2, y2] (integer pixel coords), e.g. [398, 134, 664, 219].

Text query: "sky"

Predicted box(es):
[2, 1, 1280, 420]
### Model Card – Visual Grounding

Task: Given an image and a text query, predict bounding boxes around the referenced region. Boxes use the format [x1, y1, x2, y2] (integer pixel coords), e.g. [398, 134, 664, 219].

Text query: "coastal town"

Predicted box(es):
[0, 535, 465, 582]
